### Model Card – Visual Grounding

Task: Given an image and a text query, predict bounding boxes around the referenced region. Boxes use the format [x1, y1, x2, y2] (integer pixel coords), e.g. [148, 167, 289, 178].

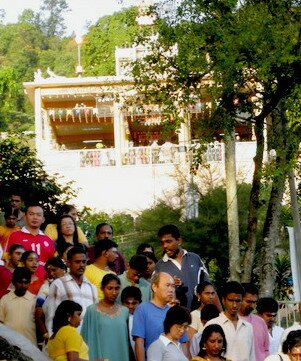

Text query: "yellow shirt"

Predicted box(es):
[44, 223, 88, 244]
[84, 264, 115, 300]
[0, 225, 20, 250]
[48, 325, 89, 361]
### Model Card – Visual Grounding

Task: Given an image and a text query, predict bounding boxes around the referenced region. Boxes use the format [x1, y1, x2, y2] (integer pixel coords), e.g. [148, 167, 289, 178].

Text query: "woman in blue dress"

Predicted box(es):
[81, 274, 129, 361]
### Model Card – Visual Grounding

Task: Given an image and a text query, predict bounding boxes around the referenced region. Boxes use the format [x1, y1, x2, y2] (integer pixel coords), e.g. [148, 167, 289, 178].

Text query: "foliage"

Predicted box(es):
[0, 134, 75, 216]
[274, 254, 292, 300]
[39, 0, 70, 38]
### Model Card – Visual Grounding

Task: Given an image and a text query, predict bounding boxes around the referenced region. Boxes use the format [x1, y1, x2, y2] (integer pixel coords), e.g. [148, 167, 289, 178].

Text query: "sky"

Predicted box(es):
[1, 0, 136, 35]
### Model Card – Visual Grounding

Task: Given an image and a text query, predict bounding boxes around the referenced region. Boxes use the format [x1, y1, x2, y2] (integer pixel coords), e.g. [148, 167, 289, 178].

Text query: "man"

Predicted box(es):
[239, 283, 269, 361]
[132, 272, 189, 361]
[0, 267, 36, 345]
[117, 254, 151, 303]
[257, 297, 284, 355]
[88, 222, 126, 274]
[44, 246, 98, 335]
[6, 204, 55, 281]
[6, 193, 26, 228]
[206, 281, 255, 361]
[84, 238, 118, 299]
[155, 224, 210, 309]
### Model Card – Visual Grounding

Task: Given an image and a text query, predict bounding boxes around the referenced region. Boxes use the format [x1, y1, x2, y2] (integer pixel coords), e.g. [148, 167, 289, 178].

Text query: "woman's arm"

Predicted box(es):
[66, 351, 88, 361]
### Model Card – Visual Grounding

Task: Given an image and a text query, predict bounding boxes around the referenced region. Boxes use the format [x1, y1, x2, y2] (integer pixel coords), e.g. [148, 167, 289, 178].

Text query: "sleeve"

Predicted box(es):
[77, 227, 88, 244]
[146, 340, 164, 361]
[43, 280, 62, 334]
[249, 327, 256, 361]
[190, 310, 201, 331]
[132, 304, 146, 339]
[190, 333, 200, 357]
[63, 327, 82, 353]
[0, 296, 6, 322]
[44, 224, 58, 241]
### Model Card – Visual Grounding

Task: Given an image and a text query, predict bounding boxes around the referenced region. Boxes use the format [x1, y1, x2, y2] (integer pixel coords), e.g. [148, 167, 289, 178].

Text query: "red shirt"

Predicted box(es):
[6, 227, 55, 280]
[0, 266, 12, 298]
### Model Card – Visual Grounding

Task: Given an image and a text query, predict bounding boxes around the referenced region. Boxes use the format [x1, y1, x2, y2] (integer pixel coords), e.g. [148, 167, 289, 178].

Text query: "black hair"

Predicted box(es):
[66, 246, 87, 261]
[12, 267, 31, 283]
[222, 281, 244, 298]
[198, 324, 227, 358]
[141, 251, 158, 263]
[94, 238, 118, 259]
[283, 330, 301, 354]
[201, 304, 220, 322]
[58, 204, 77, 217]
[121, 286, 142, 303]
[241, 283, 258, 296]
[4, 206, 18, 219]
[56, 215, 79, 256]
[257, 297, 279, 314]
[45, 256, 67, 271]
[101, 273, 121, 289]
[129, 254, 148, 273]
[8, 243, 25, 254]
[196, 281, 214, 295]
[25, 204, 44, 214]
[95, 223, 113, 235]
[163, 305, 191, 334]
[136, 243, 155, 254]
[21, 250, 38, 263]
[158, 224, 181, 239]
[57, 242, 73, 258]
[52, 300, 82, 335]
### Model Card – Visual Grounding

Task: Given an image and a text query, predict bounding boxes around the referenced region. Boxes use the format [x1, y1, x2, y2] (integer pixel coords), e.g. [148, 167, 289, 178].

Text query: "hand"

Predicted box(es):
[173, 275, 182, 286]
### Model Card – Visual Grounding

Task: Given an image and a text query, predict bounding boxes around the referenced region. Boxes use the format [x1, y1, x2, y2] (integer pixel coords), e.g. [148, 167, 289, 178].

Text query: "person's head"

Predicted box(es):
[21, 250, 39, 274]
[58, 215, 77, 237]
[157, 224, 182, 259]
[195, 281, 216, 305]
[199, 324, 227, 358]
[127, 254, 148, 284]
[101, 274, 121, 303]
[94, 238, 118, 263]
[10, 193, 23, 210]
[141, 251, 157, 279]
[45, 257, 67, 280]
[221, 281, 244, 319]
[66, 246, 87, 278]
[95, 223, 113, 241]
[25, 204, 45, 229]
[52, 300, 83, 335]
[121, 286, 142, 314]
[12, 267, 31, 297]
[151, 272, 175, 305]
[163, 305, 191, 341]
[57, 242, 73, 262]
[257, 297, 279, 329]
[136, 243, 155, 254]
[283, 330, 301, 360]
[240, 283, 258, 316]
[201, 304, 220, 325]
[4, 207, 18, 228]
[8, 244, 25, 268]
[59, 204, 78, 221]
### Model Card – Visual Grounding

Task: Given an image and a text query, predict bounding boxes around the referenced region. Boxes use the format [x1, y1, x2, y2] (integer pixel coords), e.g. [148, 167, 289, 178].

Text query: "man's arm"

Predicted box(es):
[135, 336, 145, 361]
[181, 341, 191, 360]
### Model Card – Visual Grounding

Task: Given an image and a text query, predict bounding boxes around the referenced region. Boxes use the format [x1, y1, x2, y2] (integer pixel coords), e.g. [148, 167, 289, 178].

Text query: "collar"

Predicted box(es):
[159, 334, 181, 348]
[21, 226, 44, 235]
[65, 272, 89, 284]
[162, 249, 187, 262]
[11, 290, 34, 300]
[220, 312, 249, 326]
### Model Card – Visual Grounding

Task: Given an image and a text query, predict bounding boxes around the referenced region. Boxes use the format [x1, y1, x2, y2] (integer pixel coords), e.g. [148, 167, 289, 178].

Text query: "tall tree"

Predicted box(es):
[40, 0, 70, 37]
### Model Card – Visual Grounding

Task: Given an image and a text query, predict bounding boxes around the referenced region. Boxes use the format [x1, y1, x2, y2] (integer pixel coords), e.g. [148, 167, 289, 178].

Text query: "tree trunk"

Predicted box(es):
[224, 127, 241, 281]
[241, 117, 264, 282]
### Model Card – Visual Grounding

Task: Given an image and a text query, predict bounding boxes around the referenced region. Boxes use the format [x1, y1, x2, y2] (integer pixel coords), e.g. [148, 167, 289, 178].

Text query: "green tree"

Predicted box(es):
[40, 0, 70, 37]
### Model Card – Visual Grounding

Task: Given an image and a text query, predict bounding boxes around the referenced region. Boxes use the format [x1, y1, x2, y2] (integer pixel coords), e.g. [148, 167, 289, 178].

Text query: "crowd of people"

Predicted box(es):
[0, 192, 301, 361]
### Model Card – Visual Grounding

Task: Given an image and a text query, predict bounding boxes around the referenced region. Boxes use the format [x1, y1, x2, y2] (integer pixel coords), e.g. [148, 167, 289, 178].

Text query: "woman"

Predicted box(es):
[191, 324, 231, 361]
[48, 300, 89, 361]
[44, 204, 88, 244]
[264, 330, 301, 360]
[55, 215, 81, 256]
[81, 274, 130, 361]
[188, 281, 217, 339]
[147, 305, 191, 361]
[21, 250, 44, 295]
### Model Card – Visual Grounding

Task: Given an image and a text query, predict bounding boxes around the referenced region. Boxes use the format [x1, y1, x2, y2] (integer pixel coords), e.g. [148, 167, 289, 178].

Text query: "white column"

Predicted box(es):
[113, 101, 122, 166]
[34, 88, 43, 156]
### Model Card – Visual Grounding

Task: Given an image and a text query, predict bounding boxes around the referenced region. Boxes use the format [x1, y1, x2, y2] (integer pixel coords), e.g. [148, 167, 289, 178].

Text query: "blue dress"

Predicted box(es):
[81, 303, 129, 361]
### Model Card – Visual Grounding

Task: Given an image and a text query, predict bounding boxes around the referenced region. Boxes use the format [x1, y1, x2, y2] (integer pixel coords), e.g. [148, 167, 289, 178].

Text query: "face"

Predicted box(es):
[10, 195, 22, 210]
[145, 257, 156, 277]
[5, 215, 17, 228]
[223, 293, 242, 318]
[46, 265, 65, 280]
[24, 252, 39, 273]
[241, 292, 257, 316]
[14, 278, 30, 296]
[260, 311, 277, 329]
[127, 268, 142, 284]
[204, 332, 224, 357]
[102, 280, 120, 303]
[168, 323, 188, 342]
[160, 234, 181, 259]
[106, 247, 118, 263]
[69, 310, 82, 328]
[153, 273, 175, 304]
[9, 247, 25, 267]
[288, 346, 301, 361]
[97, 225, 113, 240]
[67, 207, 78, 221]
[67, 253, 87, 277]
[60, 217, 75, 236]
[25, 206, 45, 229]
[122, 297, 140, 315]
[199, 285, 216, 305]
